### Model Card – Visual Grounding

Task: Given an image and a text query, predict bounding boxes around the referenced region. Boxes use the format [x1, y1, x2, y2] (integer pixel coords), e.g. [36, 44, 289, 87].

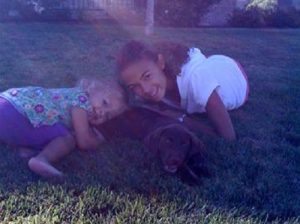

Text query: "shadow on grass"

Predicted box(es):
[1, 134, 299, 222]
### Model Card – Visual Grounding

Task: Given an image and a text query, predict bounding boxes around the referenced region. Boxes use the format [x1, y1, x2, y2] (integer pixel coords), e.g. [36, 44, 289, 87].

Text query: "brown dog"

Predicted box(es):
[97, 108, 210, 185]
[144, 123, 203, 172]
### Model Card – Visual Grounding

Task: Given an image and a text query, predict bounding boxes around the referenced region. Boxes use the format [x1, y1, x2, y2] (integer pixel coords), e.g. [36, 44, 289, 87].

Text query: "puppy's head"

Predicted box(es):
[144, 124, 205, 173]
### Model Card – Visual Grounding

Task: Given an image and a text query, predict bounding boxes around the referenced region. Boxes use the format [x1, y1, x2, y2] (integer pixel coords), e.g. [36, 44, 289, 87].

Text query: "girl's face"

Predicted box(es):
[120, 57, 167, 102]
[88, 91, 125, 126]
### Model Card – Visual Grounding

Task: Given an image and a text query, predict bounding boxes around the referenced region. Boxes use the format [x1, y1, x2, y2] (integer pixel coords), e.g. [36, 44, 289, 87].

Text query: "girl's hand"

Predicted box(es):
[71, 107, 105, 151]
[83, 127, 105, 151]
[205, 90, 236, 140]
[91, 127, 106, 142]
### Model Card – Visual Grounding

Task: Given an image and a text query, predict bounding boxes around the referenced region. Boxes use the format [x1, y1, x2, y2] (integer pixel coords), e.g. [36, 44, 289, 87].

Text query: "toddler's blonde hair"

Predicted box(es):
[78, 77, 128, 110]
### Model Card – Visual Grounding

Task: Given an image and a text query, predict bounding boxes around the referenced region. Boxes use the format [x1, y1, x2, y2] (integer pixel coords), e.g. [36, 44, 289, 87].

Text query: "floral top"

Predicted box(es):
[0, 86, 92, 128]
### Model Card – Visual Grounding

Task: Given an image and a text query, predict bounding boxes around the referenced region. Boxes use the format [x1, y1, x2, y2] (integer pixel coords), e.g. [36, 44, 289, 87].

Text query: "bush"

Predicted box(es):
[229, 8, 270, 27]
[0, 0, 68, 21]
[229, 7, 300, 27]
[229, 0, 300, 27]
[267, 8, 300, 27]
[0, 0, 20, 20]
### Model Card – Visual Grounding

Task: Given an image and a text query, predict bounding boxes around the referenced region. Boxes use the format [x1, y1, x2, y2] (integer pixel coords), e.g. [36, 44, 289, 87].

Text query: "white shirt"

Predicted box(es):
[177, 48, 248, 113]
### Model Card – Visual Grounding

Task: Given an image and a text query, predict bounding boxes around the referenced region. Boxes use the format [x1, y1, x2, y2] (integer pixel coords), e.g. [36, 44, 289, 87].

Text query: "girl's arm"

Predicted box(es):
[71, 107, 105, 150]
[205, 90, 236, 140]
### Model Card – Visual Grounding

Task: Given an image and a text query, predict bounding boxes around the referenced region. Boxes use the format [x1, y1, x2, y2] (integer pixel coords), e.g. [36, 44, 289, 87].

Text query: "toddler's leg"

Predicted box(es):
[28, 134, 75, 178]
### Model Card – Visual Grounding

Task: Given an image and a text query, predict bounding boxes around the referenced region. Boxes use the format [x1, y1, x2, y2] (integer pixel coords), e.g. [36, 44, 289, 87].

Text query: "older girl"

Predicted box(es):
[117, 40, 249, 140]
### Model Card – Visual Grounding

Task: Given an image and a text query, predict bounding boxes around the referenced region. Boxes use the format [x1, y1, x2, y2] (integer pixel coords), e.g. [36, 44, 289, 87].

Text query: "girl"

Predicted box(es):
[117, 40, 249, 140]
[0, 78, 128, 178]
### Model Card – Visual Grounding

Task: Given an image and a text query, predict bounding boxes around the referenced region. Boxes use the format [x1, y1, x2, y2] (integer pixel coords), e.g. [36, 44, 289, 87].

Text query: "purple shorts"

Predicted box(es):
[0, 97, 70, 150]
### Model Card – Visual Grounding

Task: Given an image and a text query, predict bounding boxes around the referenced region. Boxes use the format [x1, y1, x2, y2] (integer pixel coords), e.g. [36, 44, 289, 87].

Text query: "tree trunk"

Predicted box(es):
[145, 0, 155, 35]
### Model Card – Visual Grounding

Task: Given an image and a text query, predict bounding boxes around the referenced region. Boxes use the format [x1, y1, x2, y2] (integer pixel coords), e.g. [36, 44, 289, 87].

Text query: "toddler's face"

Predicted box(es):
[88, 91, 125, 126]
[120, 58, 167, 102]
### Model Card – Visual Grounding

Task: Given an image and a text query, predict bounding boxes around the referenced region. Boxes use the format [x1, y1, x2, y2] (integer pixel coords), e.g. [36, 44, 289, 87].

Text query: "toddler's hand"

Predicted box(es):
[91, 127, 106, 142]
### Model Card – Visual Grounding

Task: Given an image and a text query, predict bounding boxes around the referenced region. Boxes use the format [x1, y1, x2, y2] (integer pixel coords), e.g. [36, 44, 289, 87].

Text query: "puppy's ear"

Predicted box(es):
[187, 153, 211, 178]
[177, 164, 202, 186]
[184, 129, 205, 157]
[143, 126, 165, 156]
[185, 129, 211, 180]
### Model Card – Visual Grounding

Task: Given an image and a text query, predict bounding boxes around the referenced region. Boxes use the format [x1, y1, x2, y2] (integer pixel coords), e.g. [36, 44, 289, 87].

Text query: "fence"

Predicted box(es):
[53, 0, 135, 10]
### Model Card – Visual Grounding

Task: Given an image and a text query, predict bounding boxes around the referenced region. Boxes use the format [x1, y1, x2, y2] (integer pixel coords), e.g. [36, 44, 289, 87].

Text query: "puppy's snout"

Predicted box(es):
[164, 165, 178, 173]
[164, 158, 182, 173]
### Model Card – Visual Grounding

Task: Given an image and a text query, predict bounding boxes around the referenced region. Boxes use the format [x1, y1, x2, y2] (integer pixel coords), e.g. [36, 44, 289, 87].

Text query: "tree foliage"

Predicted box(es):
[247, 0, 278, 12]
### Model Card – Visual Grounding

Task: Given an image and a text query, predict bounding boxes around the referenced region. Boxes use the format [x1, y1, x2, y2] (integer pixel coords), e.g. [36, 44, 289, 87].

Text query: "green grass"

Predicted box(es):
[0, 22, 300, 223]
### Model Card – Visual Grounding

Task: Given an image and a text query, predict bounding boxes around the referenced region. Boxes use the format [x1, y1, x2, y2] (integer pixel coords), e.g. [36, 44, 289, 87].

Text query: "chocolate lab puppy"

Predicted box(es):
[97, 108, 210, 185]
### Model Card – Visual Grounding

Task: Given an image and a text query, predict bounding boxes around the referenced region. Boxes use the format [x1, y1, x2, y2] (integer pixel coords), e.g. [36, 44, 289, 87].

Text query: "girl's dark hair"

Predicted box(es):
[117, 40, 189, 80]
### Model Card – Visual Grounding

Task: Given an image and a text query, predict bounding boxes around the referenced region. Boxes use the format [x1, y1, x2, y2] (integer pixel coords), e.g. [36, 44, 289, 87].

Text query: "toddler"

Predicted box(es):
[0, 78, 127, 178]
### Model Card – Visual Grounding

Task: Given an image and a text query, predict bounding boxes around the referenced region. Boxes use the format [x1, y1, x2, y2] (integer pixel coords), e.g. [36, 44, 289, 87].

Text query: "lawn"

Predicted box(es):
[0, 22, 299, 223]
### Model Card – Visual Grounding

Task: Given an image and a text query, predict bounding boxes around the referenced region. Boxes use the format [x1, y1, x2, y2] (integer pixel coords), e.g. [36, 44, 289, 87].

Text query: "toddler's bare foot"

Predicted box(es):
[28, 157, 63, 179]
[18, 147, 37, 159]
